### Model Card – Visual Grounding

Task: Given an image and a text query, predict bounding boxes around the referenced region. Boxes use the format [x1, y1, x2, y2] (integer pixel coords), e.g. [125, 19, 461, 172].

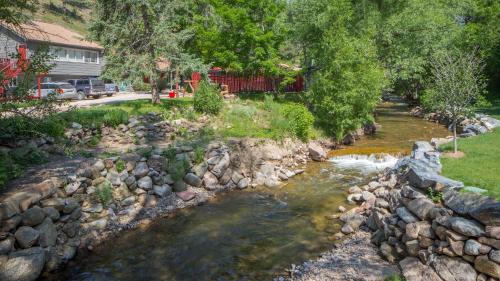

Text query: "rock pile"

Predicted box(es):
[411, 107, 500, 138]
[64, 112, 208, 147]
[338, 141, 499, 281]
[0, 138, 319, 281]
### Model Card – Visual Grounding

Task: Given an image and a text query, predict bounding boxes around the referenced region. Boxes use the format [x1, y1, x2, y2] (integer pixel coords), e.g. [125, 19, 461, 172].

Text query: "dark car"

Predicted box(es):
[67, 78, 107, 99]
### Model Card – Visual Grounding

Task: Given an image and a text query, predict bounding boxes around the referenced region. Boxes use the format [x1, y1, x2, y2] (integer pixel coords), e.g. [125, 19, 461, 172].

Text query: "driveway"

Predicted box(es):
[68, 92, 152, 108]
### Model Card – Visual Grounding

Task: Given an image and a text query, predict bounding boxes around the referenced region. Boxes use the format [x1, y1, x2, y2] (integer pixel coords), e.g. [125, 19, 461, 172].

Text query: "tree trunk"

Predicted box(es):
[151, 77, 160, 104]
[453, 119, 458, 154]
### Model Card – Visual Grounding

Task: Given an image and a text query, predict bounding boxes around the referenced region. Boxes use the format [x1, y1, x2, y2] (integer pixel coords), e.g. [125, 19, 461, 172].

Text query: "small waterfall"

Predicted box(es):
[329, 153, 399, 173]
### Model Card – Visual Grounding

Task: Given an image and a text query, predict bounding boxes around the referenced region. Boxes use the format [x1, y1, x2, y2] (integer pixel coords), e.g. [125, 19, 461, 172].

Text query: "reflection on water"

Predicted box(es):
[44, 164, 370, 281]
[330, 102, 451, 156]
[44, 102, 450, 281]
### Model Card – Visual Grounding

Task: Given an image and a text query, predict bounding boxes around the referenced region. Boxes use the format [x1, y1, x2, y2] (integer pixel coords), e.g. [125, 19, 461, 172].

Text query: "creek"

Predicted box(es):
[44, 101, 450, 281]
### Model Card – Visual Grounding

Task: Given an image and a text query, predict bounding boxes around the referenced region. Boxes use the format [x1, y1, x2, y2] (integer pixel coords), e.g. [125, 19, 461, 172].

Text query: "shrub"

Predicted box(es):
[168, 157, 191, 181]
[427, 188, 443, 203]
[263, 94, 275, 111]
[194, 80, 223, 115]
[115, 159, 126, 172]
[194, 146, 205, 164]
[281, 103, 315, 141]
[0, 115, 65, 141]
[96, 181, 113, 205]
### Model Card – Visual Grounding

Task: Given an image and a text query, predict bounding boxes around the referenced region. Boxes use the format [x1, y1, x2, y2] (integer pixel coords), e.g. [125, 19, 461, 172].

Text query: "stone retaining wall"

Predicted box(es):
[338, 142, 499, 281]
[0, 138, 327, 281]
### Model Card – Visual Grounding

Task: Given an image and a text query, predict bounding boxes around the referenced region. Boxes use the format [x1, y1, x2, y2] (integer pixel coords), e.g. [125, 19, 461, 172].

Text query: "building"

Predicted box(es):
[0, 21, 104, 85]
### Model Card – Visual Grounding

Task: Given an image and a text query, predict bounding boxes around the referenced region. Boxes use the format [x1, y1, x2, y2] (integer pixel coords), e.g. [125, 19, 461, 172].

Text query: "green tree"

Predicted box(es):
[190, 0, 285, 75]
[422, 50, 487, 153]
[378, 0, 472, 100]
[460, 0, 500, 92]
[90, 0, 204, 104]
[287, 0, 387, 139]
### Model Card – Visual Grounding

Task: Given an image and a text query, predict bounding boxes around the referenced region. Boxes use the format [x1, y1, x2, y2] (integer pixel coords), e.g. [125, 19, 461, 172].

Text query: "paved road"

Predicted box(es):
[68, 92, 152, 107]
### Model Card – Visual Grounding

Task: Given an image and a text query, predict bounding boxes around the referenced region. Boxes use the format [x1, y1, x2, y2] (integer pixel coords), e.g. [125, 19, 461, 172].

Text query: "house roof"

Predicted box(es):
[2, 21, 103, 50]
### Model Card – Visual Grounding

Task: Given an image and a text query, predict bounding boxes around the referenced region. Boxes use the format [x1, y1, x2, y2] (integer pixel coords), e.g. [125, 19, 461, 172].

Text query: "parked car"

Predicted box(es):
[30, 82, 78, 100]
[67, 78, 107, 99]
[104, 82, 119, 96]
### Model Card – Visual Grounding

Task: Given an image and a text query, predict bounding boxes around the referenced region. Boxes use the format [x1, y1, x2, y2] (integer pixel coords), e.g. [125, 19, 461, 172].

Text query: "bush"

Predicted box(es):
[194, 80, 223, 115]
[0, 115, 66, 141]
[281, 103, 314, 141]
[59, 108, 129, 128]
[96, 181, 113, 205]
[115, 159, 126, 172]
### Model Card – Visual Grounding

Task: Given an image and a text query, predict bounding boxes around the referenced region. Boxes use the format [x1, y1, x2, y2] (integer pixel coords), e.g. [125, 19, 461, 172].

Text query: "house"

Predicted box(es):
[0, 21, 104, 88]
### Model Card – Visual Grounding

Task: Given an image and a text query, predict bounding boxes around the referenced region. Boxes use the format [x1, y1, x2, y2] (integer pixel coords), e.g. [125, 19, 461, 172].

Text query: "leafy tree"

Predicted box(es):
[422, 50, 487, 153]
[460, 0, 500, 92]
[190, 0, 285, 75]
[378, 0, 471, 100]
[90, 0, 204, 104]
[286, 0, 387, 139]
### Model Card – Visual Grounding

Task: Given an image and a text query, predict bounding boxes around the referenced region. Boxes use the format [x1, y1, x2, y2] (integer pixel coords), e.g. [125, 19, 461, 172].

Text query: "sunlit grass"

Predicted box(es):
[440, 128, 500, 200]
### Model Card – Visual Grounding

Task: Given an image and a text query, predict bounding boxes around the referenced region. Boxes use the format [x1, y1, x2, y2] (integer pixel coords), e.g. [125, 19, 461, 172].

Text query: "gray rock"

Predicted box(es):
[21, 206, 46, 226]
[62, 222, 79, 238]
[40, 198, 65, 211]
[137, 176, 153, 190]
[42, 207, 60, 221]
[147, 155, 167, 172]
[34, 217, 57, 247]
[401, 185, 426, 199]
[64, 181, 81, 195]
[396, 207, 419, 223]
[121, 196, 136, 206]
[400, 257, 443, 281]
[431, 255, 477, 281]
[443, 189, 496, 216]
[133, 162, 149, 178]
[173, 181, 187, 192]
[474, 255, 500, 278]
[490, 250, 500, 263]
[464, 239, 482, 255]
[184, 173, 202, 187]
[361, 191, 375, 201]
[237, 178, 250, 189]
[106, 171, 122, 186]
[469, 203, 500, 227]
[93, 160, 105, 171]
[405, 198, 435, 220]
[211, 153, 230, 178]
[308, 143, 326, 161]
[0, 237, 13, 255]
[153, 185, 172, 197]
[193, 163, 208, 178]
[203, 172, 219, 190]
[14, 226, 39, 248]
[61, 244, 77, 263]
[125, 175, 136, 188]
[449, 217, 485, 237]
[0, 247, 46, 281]
[63, 198, 79, 214]
[82, 202, 103, 213]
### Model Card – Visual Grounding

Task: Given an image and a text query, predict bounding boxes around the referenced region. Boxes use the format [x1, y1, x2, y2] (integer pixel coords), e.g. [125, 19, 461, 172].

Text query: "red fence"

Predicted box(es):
[191, 70, 304, 94]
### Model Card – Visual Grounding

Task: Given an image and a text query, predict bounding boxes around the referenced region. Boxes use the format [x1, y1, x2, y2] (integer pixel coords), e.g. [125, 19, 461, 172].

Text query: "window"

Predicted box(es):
[50, 47, 99, 64]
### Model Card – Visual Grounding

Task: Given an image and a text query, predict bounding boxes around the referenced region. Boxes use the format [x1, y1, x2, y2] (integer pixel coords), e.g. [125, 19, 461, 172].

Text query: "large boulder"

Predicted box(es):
[133, 162, 149, 178]
[21, 206, 46, 226]
[449, 217, 485, 237]
[443, 189, 496, 216]
[14, 226, 39, 249]
[405, 198, 435, 220]
[34, 218, 57, 247]
[137, 176, 153, 190]
[184, 173, 202, 187]
[308, 142, 326, 162]
[469, 203, 500, 227]
[0, 247, 46, 281]
[431, 255, 477, 281]
[474, 255, 500, 278]
[396, 207, 419, 223]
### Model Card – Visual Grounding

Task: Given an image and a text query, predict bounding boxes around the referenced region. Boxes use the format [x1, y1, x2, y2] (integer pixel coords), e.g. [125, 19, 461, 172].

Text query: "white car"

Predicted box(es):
[30, 82, 80, 100]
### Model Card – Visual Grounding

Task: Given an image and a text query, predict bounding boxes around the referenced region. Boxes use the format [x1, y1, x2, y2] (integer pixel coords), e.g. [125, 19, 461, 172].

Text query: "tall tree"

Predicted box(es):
[378, 0, 472, 100]
[90, 0, 203, 103]
[286, 0, 387, 139]
[190, 0, 285, 75]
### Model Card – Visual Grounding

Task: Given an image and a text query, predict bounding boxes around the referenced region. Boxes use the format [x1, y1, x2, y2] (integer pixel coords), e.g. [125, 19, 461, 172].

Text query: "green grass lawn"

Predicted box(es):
[440, 128, 500, 200]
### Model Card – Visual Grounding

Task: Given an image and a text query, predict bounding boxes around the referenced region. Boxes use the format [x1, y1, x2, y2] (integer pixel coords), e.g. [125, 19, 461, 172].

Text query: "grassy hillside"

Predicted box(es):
[34, 0, 93, 35]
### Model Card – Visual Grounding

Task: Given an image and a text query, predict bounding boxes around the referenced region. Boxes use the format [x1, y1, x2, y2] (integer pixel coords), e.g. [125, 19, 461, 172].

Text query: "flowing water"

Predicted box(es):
[44, 102, 451, 281]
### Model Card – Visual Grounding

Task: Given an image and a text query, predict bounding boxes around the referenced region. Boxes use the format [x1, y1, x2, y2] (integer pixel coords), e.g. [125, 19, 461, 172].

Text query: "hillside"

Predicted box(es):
[33, 0, 93, 35]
